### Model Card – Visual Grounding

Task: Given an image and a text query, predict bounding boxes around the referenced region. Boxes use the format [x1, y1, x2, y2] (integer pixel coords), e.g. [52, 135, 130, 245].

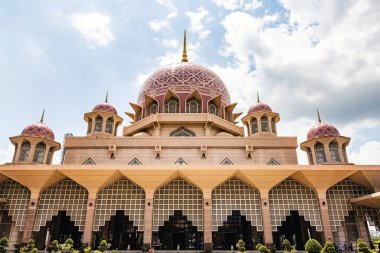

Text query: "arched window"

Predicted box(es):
[95, 116, 103, 132]
[150, 103, 158, 115]
[315, 142, 326, 164]
[165, 97, 179, 113]
[208, 102, 219, 116]
[261, 116, 269, 132]
[271, 118, 276, 134]
[87, 118, 92, 134]
[105, 118, 114, 134]
[33, 142, 46, 164]
[170, 127, 195, 137]
[19, 141, 31, 162]
[307, 147, 314, 165]
[251, 118, 258, 134]
[46, 147, 54, 164]
[186, 98, 201, 113]
[329, 141, 340, 162]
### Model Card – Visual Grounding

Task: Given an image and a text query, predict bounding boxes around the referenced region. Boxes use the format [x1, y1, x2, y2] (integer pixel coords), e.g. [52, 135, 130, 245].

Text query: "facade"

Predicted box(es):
[1, 34, 380, 251]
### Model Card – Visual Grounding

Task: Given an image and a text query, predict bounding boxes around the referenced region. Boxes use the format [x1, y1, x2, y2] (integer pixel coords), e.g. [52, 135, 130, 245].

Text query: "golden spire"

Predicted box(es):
[182, 30, 188, 62]
[257, 91, 260, 103]
[105, 92, 108, 103]
[317, 108, 321, 123]
[40, 109, 45, 123]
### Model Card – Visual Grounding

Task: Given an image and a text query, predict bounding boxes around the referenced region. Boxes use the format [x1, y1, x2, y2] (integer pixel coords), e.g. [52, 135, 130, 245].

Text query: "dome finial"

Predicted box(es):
[257, 91, 260, 103]
[40, 109, 45, 123]
[317, 108, 321, 123]
[182, 30, 188, 62]
[105, 92, 109, 103]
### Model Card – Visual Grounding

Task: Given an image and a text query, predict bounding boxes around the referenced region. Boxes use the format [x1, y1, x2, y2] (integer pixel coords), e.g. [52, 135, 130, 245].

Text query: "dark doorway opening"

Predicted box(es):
[34, 211, 82, 250]
[0, 210, 12, 238]
[93, 210, 143, 250]
[212, 210, 263, 250]
[273, 211, 323, 250]
[155, 210, 203, 250]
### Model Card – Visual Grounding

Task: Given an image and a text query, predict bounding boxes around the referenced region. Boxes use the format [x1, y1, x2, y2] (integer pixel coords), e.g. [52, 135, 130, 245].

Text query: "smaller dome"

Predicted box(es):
[248, 102, 272, 114]
[92, 103, 117, 114]
[21, 122, 55, 140]
[307, 122, 340, 140]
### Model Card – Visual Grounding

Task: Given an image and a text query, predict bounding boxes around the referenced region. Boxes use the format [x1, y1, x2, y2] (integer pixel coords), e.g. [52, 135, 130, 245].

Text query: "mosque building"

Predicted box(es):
[1, 32, 380, 251]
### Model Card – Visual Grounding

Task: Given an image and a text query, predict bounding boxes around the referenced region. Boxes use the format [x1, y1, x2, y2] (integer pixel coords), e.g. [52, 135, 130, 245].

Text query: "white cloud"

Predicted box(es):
[70, 12, 115, 48]
[162, 39, 178, 48]
[0, 145, 15, 164]
[157, 0, 178, 18]
[349, 141, 380, 165]
[213, 0, 262, 11]
[148, 0, 177, 32]
[148, 19, 169, 32]
[186, 7, 211, 39]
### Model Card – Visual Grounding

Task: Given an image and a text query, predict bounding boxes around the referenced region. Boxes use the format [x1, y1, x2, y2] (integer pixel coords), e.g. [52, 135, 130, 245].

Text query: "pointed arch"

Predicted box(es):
[144, 95, 159, 116]
[33, 142, 46, 164]
[207, 95, 221, 116]
[329, 140, 340, 162]
[94, 115, 103, 132]
[220, 157, 233, 165]
[185, 89, 203, 113]
[105, 117, 114, 134]
[314, 142, 326, 164]
[82, 157, 96, 165]
[266, 158, 280, 165]
[19, 140, 31, 162]
[174, 158, 188, 165]
[261, 115, 269, 132]
[164, 90, 180, 113]
[128, 158, 142, 165]
[170, 127, 195, 137]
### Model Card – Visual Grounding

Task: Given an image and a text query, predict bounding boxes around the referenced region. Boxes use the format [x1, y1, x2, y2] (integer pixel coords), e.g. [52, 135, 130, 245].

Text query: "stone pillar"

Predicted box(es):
[9, 221, 22, 250]
[260, 190, 273, 244]
[27, 145, 36, 163]
[43, 145, 51, 164]
[317, 191, 333, 242]
[13, 141, 21, 162]
[324, 142, 332, 163]
[143, 193, 154, 247]
[203, 190, 213, 251]
[82, 194, 96, 246]
[22, 198, 39, 242]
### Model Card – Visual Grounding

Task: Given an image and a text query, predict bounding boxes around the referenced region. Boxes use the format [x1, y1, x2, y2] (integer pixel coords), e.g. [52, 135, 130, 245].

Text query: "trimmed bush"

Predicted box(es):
[305, 239, 322, 253]
[356, 238, 372, 253]
[283, 239, 292, 252]
[20, 239, 38, 253]
[258, 245, 271, 253]
[321, 241, 336, 253]
[256, 243, 264, 250]
[236, 239, 246, 253]
[0, 237, 9, 253]
[98, 240, 111, 252]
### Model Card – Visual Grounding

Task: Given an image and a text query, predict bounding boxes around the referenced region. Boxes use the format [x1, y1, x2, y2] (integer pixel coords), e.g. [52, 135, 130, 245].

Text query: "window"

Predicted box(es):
[165, 97, 179, 113]
[105, 118, 114, 134]
[46, 147, 54, 164]
[19, 141, 31, 162]
[314, 142, 326, 164]
[208, 102, 219, 116]
[150, 103, 158, 115]
[87, 118, 92, 134]
[307, 148, 314, 165]
[33, 142, 46, 164]
[329, 141, 340, 162]
[261, 116, 269, 132]
[251, 118, 258, 134]
[170, 127, 195, 137]
[271, 118, 276, 134]
[186, 98, 201, 113]
[95, 116, 103, 132]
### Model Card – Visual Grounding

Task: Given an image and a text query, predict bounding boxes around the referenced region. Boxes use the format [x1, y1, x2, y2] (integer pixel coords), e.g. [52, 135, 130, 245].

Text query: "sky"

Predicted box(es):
[0, 0, 380, 165]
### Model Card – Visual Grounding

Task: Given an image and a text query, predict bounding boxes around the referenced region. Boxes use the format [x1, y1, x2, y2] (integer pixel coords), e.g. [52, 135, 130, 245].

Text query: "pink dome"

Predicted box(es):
[92, 103, 117, 114]
[21, 122, 55, 141]
[138, 62, 231, 106]
[248, 102, 272, 114]
[307, 122, 340, 140]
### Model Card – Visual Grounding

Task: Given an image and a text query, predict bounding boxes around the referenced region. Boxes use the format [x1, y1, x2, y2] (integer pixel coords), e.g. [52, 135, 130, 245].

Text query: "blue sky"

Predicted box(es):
[1, 0, 380, 164]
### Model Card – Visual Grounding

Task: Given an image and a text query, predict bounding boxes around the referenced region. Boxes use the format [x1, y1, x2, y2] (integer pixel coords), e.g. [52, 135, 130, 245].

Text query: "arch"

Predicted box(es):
[87, 118, 92, 134]
[266, 158, 280, 165]
[33, 178, 88, 232]
[207, 95, 221, 117]
[0, 179, 31, 231]
[105, 118, 114, 134]
[329, 141, 340, 162]
[94, 116, 103, 132]
[185, 90, 202, 113]
[174, 158, 187, 165]
[164, 90, 180, 113]
[170, 127, 195, 137]
[150, 103, 158, 115]
[82, 157, 96, 165]
[153, 178, 203, 232]
[33, 142, 46, 164]
[314, 142, 326, 164]
[261, 116, 269, 132]
[129, 158, 142, 165]
[93, 177, 145, 232]
[144, 95, 160, 116]
[251, 118, 258, 134]
[271, 118, 277, 134]
[220, 158, 233, 165]
[19, 140, 31, 162]
[327, 179, 380, 232]
[269, 178, 322, 232]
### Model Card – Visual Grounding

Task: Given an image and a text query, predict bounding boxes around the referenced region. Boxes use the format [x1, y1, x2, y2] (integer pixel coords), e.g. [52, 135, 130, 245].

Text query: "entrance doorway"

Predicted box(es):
[93, 210, 142, 250]
[273, 211, 323, 250]
[212, 210, 262, 250]
[156, 210, 203, 250]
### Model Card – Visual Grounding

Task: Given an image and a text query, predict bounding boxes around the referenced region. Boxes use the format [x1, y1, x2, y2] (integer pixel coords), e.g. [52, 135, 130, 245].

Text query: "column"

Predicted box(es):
[203, 190, 213, 252]
[260, 190, 273, 244]
[22, 195, 39, 242]
[43, 145, 51, 164]
[13, 141, 21, 162]
[143, 192, 154, 248]
[82, 193, 97, 246]
[324, 141, 332, 163]
[317, 191, 333, 242]
[9, 221, 22, 250]
[27, 142, 37, 163]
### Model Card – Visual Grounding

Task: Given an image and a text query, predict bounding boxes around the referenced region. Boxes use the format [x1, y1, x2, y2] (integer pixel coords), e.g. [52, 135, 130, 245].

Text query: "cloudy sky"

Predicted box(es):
[0, 0, 379, 165]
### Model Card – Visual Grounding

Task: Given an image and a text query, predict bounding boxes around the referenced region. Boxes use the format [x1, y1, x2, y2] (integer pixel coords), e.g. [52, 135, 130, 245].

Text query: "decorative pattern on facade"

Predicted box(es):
[174, 158, 187, 165]
[307, 122, 340, 140]
[0, 179, 31, 231]
[153, 178, 203, 231]
[327, 179, 380, 232]
[269, 178, 322, 231]
[92, 103, 117, 114]
[33, 179, 88, 231]
[266, 158, 280, 165]
[220, 158, 233, 165]
[138, 63, 231, 106]
[21, 122, 55, 140]
[248, 102, 272, 114]
[93, 177, 145, 231]
[82, 158, 96, 165]
[170, 127, 195, 137]
[212, 177, 262, 231]
[128, 158, 142, 165]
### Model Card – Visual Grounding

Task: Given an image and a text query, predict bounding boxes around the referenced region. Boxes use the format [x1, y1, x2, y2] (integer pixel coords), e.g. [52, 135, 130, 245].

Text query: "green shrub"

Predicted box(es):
[0, 237, 9, 253]
[258, 245, 271, 253]
[283, 239, 292, 252]
[83, 246, 91, 253]
[65, 238, 74, 246]
[256, 243, 264, 250]
[321, 241, 336, 253]
[98, 240, 111, 252]
[20, 239, 38, 253]
[356, 238, 372, 253]
[50, 240, 59, 252]
[305, 239, 322, 253]
[236, 239, 246, 253]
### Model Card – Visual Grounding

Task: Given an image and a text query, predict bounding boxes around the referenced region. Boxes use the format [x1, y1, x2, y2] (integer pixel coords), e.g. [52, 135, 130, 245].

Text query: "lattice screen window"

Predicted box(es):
[94, 177, 145, 231]
[212, 177, 262, 231]
[33, 179, 88, 231]
[0, 179, 30, 231]
[153, 178, 203, 231]
[327, 179, 380, 232]
[269, 178, 322, 231]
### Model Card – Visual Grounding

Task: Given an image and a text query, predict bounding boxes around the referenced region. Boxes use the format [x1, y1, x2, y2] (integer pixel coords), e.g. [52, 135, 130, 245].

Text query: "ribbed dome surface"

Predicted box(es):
[21, 123, 55, 140]
[248, 102, 272, 114]
[307, 122, 340, 140]
[92, 103, 117, 114]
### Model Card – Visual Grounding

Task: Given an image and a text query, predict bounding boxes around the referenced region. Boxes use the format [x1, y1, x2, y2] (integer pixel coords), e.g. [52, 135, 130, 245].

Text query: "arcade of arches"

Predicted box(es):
[0, 175, 380, 251]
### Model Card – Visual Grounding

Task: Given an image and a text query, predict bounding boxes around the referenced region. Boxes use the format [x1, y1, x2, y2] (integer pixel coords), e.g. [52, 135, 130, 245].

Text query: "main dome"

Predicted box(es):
[138, 62, 231, 106]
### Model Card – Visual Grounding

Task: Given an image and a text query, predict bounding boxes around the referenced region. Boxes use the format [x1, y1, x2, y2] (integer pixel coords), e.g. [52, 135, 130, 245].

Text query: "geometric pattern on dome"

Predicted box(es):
[248, 102, 272, 114]
[21, 122, 55, 140]
[92, 102, 117, 114]
[138, 63, 231, 106]
[307, 122, 340, 141]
